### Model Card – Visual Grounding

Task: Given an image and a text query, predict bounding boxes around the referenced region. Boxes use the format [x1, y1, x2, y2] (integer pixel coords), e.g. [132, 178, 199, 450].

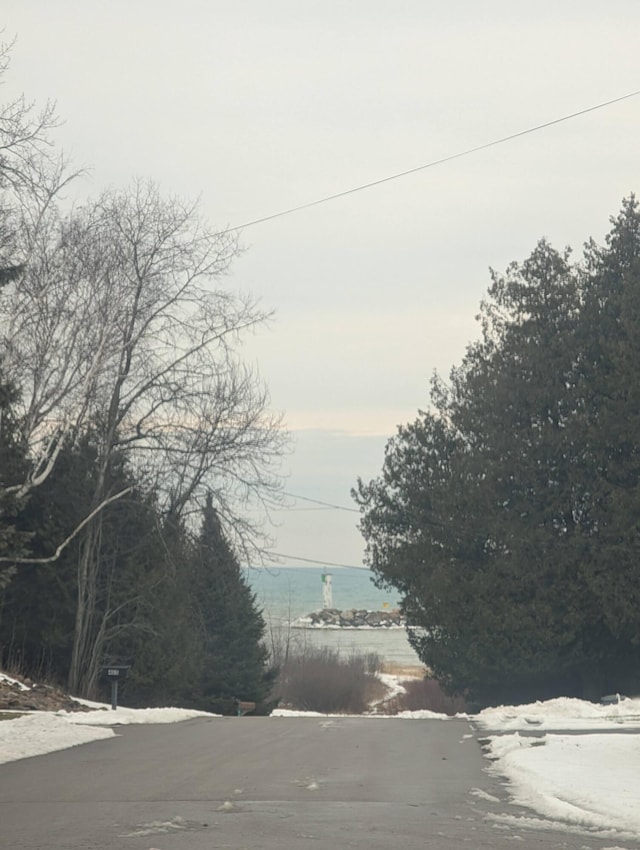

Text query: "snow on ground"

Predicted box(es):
[0, 672, 216, 764]
[0, 672, 29, 692]
[65, 705, 215, 726]
[0, 712, 116, 764]
[271, 708, 454, 718]
[475, 695, 640, 732]
[483, 732, 640, 840]
[0, 704, 216, 765]
[474, 696, 640, 841]
[2, 671, 640, 841]
[377, 671, 408, 701]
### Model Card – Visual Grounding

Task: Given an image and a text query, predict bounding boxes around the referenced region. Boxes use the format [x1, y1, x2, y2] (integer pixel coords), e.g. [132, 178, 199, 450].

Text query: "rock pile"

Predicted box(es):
[296, 608, 405, 629]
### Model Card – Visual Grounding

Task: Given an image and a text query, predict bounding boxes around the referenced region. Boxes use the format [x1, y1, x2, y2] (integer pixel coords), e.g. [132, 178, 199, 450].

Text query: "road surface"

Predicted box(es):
[0, 715, 626, 849]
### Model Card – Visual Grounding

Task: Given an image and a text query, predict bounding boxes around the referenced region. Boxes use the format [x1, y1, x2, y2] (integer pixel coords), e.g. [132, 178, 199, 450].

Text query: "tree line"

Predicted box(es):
[0, 41, 281, 710]
[355, 198, 640, 707]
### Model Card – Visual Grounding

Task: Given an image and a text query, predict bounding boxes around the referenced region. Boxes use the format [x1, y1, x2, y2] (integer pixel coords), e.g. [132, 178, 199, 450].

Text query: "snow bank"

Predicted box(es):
[476, 695, 640, 731]
[484, 731, 640, 839]
[64, 705, 215, 726]
[0, 704, 217, 765]
[0, 712, 115, 764]
[474, 696, 640, 840]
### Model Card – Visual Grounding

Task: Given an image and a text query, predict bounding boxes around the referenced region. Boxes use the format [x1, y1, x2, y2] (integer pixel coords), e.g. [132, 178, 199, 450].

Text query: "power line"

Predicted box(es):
[283, 490, 360, 513]
[225, 89, 640, 234]
[269, 551, 368, 569]
[285, 506, 338, 512]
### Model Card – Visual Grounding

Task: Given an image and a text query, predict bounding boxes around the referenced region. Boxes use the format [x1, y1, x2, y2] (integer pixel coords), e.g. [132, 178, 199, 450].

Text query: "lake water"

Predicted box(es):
[246, 566, 420, 666]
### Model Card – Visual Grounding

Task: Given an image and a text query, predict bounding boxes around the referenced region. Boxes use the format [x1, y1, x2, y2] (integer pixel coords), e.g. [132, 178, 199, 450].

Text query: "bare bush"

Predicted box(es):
[276, 646, 382, 714]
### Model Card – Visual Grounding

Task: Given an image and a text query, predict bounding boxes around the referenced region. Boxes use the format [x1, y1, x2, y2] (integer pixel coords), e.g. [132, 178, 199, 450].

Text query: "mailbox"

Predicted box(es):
[103, 665, 130, 709]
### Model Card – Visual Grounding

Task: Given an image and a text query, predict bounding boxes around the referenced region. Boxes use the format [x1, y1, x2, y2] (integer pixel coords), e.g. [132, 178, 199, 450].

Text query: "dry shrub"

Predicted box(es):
[277, 646, 382, 714]
[395, 677, 468, 716]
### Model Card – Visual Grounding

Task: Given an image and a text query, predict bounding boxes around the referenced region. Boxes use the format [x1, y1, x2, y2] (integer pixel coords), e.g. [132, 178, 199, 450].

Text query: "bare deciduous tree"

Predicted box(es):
[0, 38, 78, 270]
[0, 40, 286, 694]
[2, 180, 285, 693]
[0, 38, 81, 593]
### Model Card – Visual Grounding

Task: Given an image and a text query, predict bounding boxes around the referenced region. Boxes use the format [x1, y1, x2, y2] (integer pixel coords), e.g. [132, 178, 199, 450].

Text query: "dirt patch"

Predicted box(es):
[0, 673, 90, 713]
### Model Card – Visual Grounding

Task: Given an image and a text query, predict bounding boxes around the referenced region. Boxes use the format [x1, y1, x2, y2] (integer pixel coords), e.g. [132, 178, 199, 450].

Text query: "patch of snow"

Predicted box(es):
[376, 672, 407, 700]
[0, 672, 30, 691]
[396, 709, 465, 719]
[470, 787, 501, 803]
[122, 815, 190, 837]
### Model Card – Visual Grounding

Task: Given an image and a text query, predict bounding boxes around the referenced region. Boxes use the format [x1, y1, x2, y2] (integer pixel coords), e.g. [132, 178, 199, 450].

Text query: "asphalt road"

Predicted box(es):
[0, 715, 629, 849]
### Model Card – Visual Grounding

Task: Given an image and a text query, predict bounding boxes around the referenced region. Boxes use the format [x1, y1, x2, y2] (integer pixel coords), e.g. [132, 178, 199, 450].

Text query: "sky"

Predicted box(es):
[2, 1, 640, 567]
[3, 670, 640, 841]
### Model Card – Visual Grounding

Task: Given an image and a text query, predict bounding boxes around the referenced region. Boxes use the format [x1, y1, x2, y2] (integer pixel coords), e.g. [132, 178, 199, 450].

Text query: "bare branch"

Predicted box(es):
[0, 486, 133, 565]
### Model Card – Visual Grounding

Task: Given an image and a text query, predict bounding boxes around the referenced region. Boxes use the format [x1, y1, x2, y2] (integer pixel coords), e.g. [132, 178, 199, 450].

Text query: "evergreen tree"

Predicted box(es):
[1, 429, 276, 708]
[355, 199, 640, 706]
[569, 198, 640, 684]
[0, 433, 96, 676]
[186, 494, 275, 714]
[114, 512, 204, 708]
[0, 430, 164, 690]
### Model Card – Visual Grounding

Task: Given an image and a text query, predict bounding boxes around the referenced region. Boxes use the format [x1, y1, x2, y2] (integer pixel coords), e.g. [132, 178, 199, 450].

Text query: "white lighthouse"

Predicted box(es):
[321, 571, 333, 609]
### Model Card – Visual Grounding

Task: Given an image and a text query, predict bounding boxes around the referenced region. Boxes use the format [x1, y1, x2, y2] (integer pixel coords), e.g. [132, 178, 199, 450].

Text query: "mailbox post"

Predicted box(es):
[103, 665, 129, 710]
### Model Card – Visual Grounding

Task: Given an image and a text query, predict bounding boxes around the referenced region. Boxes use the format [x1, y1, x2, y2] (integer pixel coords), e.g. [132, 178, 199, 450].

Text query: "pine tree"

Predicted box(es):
[0, 431, 161, 686]
[187, 494, 275, 714]
[114, 512, 204, 708]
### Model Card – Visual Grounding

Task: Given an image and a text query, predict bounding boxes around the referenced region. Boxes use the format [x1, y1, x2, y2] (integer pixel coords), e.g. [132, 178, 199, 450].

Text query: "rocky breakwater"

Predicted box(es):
[294, 607, 405, 629]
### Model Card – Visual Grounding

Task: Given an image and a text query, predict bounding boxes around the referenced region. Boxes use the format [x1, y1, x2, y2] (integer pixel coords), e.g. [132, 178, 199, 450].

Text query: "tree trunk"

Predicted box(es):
[67, 519, 101, 696]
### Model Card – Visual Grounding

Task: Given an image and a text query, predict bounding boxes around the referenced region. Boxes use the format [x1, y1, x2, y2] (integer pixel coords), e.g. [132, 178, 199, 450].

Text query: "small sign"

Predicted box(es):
[104, 665, 129, 679]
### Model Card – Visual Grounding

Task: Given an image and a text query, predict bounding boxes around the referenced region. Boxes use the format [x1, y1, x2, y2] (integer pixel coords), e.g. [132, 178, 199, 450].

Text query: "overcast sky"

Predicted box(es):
[3, 2, 640, 567]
